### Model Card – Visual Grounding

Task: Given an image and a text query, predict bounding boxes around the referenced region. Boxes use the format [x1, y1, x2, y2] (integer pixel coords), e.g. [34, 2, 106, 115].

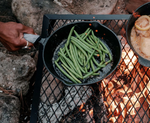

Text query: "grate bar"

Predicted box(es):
[45, 14, 131, 20]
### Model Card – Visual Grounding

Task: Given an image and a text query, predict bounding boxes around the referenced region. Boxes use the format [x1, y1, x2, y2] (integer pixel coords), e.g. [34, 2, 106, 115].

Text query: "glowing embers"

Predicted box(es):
[79, 103, 86, 112]
[77, 102, 95, 122]
[101, 36, 150, 122]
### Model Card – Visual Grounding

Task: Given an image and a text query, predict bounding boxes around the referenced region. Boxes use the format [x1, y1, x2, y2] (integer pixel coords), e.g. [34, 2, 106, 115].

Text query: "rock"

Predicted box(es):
[0, 52, 36, 96]
[40, 72, 64, 105]
[54, 0, 118, 14]
[112, 0, 129, 14]
[11, 0, 72, 35]
[125, 0, 150, 13]
[0, 93, 20, 123]
[104, 0, 129, 35]
[39, 86, 92, 123]
[0, 0, 17, 22]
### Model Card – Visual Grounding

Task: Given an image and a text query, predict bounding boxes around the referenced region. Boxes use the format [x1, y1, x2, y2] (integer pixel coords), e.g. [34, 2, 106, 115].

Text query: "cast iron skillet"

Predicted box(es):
[126, 2, 150, 67]
[42, 21, 121, 86]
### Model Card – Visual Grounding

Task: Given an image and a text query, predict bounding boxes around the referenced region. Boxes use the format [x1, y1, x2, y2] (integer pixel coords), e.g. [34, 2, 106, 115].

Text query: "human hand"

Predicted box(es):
[0, 22, 36, 51]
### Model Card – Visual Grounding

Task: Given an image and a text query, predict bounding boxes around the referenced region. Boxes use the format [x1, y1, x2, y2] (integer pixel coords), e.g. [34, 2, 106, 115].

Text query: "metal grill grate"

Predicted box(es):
[30, 14, 150, 123]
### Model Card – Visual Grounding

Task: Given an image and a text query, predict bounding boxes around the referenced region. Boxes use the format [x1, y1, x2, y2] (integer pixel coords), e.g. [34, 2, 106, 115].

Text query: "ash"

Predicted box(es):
[39, 86, 92, 123]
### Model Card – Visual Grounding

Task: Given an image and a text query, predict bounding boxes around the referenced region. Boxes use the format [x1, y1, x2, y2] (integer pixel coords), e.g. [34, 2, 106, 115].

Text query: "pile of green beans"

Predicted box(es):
[54, 26, 112, 84]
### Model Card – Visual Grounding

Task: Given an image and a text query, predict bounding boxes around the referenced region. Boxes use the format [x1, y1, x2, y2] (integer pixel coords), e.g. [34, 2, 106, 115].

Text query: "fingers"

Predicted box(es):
[20, 37, 34, 47]
[1, 22, 35, 51]
[22, 25, 36, 35]
[17, 24, 35, 48]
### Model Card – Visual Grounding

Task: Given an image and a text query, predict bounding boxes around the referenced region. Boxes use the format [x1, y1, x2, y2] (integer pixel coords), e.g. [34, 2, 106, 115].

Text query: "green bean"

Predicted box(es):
[55, 61, 77, 84]
[95, 44, 103, 62]
[66, 26, 75, 46]
[77, 49, 84, 61]
[78, 49, 86, 60]
[80, 33, 85, 38]
[82, 53, 90, 71]
[105, 53, 112, 64]
[97, 43, 109, 54]
[83, 71, 94, 79]
[70, 43, 82, 76]
[91, 31, 109, 54]
[92, 72, 100, 76]
[81, 28, 90, 38]
[65, 44, 72, 59]
[71, 40, 88, 58]
[85, 50, 95, 66]
[59, 57, 82, 79]
[89, 35, 96, 44]
[108, 52, 112, 61]
[86, 36, 96, 46]
[65, 26, 76, 59]
[83, 65, 104, 79]
[87, 40, 102, 59]
[91, 30, 97, 41]
[74, 30, 103, 53]
[59, 48, 64, 53]
[61, 64, 81, 83]
[60, 47, 66, 53]
[85, 38, 95, 46]
[71, 43, 86, 74]
[90, 59, 95, 71]
[58, 51, 77, 71]
[55, 26, 113, 83]
[92, 57, 104, 67]
[75, 47, 83, 66]
[56, 57, 60, 62]
[97, 38, 109, 54]
[78, 56, 84, 66]
[83, 29, 91, 40]
[71, 36, 93, 53]
[90, 34, 108, 54]
[84, 66, 88, 73]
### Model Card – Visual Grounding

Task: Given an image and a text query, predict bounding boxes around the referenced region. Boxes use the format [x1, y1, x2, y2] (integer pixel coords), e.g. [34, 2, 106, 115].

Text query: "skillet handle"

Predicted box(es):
[23, 33, 40, 44]
[138, 55, 150, 67]
[23, 33, 42, 49]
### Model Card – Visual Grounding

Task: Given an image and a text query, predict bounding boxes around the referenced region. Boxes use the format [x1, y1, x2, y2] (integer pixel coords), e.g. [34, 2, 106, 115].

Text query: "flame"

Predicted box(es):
[89, 109, 93, 118]
[122, 50, 137, 70]
[79, 103, 85, 112]
[101, 40, 150, 122]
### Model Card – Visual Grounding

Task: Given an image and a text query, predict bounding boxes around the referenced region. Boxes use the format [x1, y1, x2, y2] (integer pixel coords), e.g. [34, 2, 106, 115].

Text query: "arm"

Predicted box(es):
[0, 22, 36, 51]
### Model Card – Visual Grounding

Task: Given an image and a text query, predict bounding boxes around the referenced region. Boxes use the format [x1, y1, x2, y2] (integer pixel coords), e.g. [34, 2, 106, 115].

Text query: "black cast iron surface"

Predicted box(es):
[45, 21, 121, 86]
[30, 14, 150, 123]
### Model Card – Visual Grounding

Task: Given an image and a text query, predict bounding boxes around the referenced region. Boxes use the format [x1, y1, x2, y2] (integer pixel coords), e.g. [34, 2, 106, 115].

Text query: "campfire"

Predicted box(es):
[75, 35, 150, 123]
[100, 36, 150, 122]
[37, 13, 150, 122]
[39, 35, 150, 123]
